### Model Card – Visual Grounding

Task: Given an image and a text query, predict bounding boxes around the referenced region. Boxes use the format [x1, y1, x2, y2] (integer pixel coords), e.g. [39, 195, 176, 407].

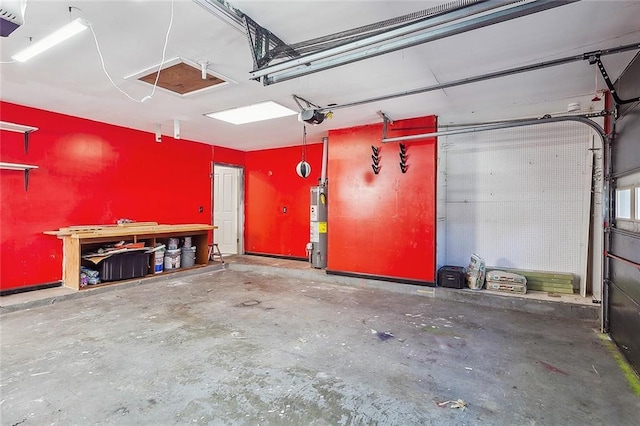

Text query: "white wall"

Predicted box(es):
[438, 121, 599, 293]
[436, 143, 448, 274]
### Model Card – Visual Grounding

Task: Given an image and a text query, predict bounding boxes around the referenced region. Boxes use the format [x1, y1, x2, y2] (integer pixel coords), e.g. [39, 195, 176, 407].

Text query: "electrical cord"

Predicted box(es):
[89, 0, 174, 103]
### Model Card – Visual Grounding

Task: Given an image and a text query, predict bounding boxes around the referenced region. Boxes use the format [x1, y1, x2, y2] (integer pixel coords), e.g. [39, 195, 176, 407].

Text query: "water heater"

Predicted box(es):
[309, 186, 328, 268]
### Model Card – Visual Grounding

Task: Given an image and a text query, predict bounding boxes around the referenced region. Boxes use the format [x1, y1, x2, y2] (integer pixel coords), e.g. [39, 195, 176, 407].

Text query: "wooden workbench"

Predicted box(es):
[45, 223, 215, 290]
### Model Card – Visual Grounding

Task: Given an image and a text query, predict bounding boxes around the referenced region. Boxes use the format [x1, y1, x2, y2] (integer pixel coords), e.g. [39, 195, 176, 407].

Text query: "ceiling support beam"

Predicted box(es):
[244, 14, 299, 70]
[193, 0, 300, 69]
[319, 43, 640, 113]
[192, 0, 245, 33]
[253, 0, 580, 85]
[250, 0, 515, 81]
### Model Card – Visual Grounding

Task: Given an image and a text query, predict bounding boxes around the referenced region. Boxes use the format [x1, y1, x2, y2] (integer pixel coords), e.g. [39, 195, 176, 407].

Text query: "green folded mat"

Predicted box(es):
[487, 267, 575, 294]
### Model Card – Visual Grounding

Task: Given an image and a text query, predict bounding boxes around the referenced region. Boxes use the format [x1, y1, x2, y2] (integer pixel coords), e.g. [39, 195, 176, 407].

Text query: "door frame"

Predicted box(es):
[212, 162, 245, 255]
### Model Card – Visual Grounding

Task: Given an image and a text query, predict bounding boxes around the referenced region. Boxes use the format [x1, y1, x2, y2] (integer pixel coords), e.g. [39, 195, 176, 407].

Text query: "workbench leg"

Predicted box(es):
[62, 237, 81, 291]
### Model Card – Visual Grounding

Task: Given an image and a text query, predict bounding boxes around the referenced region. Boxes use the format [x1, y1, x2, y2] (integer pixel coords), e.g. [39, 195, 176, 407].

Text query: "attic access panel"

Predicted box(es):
[127, 57, 236, 97]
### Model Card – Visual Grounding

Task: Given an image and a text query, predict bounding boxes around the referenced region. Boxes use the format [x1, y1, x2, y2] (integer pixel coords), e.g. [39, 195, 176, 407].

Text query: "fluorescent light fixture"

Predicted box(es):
[11, 18, 90, 62]
[205, 101, 297, 125]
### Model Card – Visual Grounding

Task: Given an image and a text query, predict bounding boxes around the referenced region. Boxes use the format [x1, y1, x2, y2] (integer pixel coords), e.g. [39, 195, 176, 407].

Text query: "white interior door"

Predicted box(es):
[213, 165, 241, 254]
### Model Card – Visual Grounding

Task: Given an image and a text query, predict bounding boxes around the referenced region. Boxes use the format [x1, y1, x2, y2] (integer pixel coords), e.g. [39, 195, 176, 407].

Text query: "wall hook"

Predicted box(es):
[371, 145, 381, 175]
[399, 143, 408, 173]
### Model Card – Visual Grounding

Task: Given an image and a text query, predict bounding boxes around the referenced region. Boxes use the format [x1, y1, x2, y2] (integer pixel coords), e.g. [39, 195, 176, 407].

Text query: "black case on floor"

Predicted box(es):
[437, 266, 467, 289]
[84, 252, 150, 282]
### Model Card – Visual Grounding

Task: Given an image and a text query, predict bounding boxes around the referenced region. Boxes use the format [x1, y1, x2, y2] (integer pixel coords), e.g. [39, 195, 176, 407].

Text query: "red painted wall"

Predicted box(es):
[244, 144, 323, 258]
[1, 101, 435, 289]
[213, 145, 246, 167]
[327, 116, 437, 283]
[0, 102, 243, 290]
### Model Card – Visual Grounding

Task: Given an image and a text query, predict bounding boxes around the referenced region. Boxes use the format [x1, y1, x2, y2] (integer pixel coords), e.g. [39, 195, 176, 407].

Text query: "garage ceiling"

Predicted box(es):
[0, 0, 638, 151]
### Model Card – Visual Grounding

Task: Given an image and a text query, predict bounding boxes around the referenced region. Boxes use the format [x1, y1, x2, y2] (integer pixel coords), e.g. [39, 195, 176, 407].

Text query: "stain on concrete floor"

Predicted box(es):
[1, 269, 638, 425]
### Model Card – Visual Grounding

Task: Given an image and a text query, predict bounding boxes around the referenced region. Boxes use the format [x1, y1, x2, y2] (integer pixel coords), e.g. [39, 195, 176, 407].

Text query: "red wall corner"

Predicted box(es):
[0, 101, 213, 290]
[327, 115, 438, 282]
[213, 145, 246, 167]
[244, 144, 323, 258]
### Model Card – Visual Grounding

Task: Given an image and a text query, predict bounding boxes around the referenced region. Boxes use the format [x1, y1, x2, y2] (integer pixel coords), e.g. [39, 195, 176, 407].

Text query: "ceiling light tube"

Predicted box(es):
[11, 18, 90, 62]
[205, 101, 297, 125]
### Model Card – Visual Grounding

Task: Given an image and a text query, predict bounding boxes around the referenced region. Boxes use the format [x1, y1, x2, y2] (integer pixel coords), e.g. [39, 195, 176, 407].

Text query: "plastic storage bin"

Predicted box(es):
[89, 252, 150, 282]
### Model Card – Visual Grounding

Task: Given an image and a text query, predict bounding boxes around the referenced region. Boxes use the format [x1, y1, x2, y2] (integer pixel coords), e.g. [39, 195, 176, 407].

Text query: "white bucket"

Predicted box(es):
[183, 236, 192, 248]
[167, 238, 179, 250]
[164, 249, 181, 270]
[181, 246, 196, 268]
[154, 249, 165, 274]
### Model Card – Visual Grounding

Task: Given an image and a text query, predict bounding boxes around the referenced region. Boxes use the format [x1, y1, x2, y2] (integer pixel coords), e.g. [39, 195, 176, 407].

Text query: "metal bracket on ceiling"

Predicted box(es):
[293, 94, 322, 111]
[377, 111, 394, 139]
[587, 53, 640, 106]
[243, 14, 299, 82]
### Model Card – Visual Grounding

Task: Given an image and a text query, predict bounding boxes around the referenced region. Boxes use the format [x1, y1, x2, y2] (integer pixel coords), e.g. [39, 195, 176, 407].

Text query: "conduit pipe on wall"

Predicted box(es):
[320, 136, 328, 186]
[381, 113, 607, 144]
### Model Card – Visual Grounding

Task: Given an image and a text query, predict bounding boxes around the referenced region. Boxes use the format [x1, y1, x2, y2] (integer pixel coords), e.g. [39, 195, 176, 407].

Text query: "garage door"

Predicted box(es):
[607, 53, 640, 374]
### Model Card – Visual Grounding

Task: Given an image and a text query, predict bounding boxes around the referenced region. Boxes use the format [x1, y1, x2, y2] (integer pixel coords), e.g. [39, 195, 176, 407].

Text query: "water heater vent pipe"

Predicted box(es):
[320, 136, 328, 186]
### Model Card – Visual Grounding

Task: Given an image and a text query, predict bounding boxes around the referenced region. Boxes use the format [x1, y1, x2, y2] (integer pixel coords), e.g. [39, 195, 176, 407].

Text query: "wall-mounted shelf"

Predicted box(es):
[0, 162, 39, 191]
[0, 121, 39, 154]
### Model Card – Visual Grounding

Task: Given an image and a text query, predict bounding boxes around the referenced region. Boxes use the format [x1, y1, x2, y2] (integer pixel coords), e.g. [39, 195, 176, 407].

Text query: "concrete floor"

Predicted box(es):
[1, 264, 638, 425]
